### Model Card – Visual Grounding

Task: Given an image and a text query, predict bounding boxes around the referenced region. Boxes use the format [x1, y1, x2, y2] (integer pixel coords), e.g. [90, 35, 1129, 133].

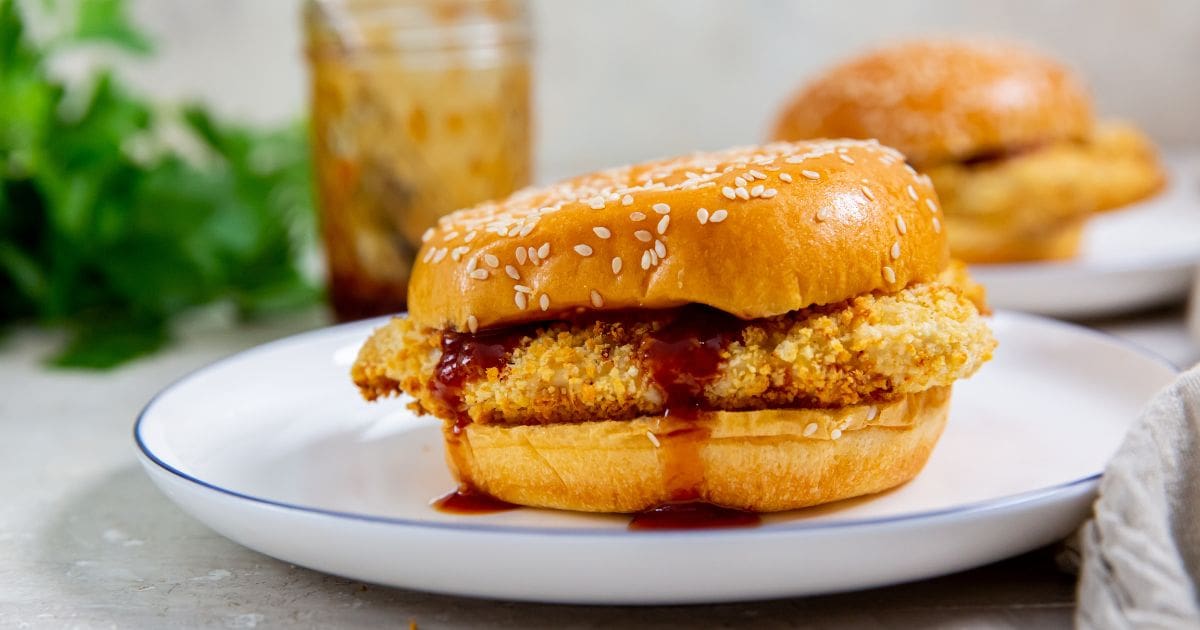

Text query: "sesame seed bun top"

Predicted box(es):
[408, 139, 948, 332]
[771, 39, 1094, 168]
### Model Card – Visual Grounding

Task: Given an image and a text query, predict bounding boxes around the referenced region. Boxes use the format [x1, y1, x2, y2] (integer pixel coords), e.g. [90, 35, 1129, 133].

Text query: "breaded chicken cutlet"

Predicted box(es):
[354, 281, 994, 426]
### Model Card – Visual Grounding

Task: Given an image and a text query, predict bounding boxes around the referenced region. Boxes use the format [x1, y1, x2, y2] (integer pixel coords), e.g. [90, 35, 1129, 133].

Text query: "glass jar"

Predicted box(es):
[305, 0, 532, 321]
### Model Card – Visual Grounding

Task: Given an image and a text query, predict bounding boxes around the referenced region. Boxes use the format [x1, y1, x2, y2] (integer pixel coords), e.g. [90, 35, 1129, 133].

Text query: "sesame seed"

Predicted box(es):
[907, 185, 918, 201]
[443, 231, 459, 241]
[630, 212, 647, 221]
[779, 173, 793, 183]
[538, 243, 550, 259]
[831, 429, 843, 440]
[925, 198, 938, 213]
[622, 194, 634, 206]
[505, 265, 520, 280]
[883, 266, 896, 284]
[514, 292, 527, 310]
[649, 249, 659, 266]
[464, 231, 477, 243]
[657, 215, 670, 234]
[611, 257, 622, 274]
[735, 187, 750, 200]
[516, 248, 528, 265]
[838, 154, 856, 164]
[466, 257, 478, 274]
[867, 405, 878, 421]
[709, 209, 729, 223]
[641, 251, 652, 270]
[802, 170, 820, 180]
[760, 188, 777, 199]
[467, 315, 479, 333]
[784, 155, 806, 164]
[593, 226, 611, 239]
[422, 248, 435, 263]
[896, 215, 907, 235]
[646, 431, 661, 448]
[470, 269, 489, 280]
[483, 254, 499, 268]
[722, 187, 736, 200]
[527, 246, 538, 263]
[861, 185, 875, 200]
[506, 225, 520, 237]
[735, 176, 747, 187]
[816, 207, 832, 222]
[749, 169, 766, 180]
[422, 228, 436, 243]
[635, 230, 652, 242]
[590, 289, 603, 308]
[654, 239, 666, 258]
[573, 244, 593, 257]
[932, 217, 941, 233]
[539, 294, 550, 311]
[750, 184, 764, 197]
[803, 422, 818, 437]
[515, 284, 533, 294]
[891, 242, 900, 259]
[697, 208, 710, 224]
[518, 223, 535, 237]
[588, 196, 606, 210]
[652, 203, 671, 214]
[432, 248, 448, 263]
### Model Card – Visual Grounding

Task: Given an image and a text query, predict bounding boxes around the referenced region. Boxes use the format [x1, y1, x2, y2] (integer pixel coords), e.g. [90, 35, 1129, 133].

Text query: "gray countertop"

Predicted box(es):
[2, 306, 1196, 629]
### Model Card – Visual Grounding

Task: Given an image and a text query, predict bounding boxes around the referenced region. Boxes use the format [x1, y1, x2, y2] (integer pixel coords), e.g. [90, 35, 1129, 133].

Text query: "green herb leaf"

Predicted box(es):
[0, 0, 318, 369]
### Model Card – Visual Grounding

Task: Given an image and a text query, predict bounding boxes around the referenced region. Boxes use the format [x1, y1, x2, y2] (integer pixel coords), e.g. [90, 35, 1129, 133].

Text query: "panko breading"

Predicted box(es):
[930, 122, 1165, 232]
[353, 281, 995, 426]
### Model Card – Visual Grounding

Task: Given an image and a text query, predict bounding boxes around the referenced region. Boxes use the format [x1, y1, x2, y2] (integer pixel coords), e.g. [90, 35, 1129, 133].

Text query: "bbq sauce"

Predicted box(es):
[434, 306, 754, 522]
[638, 306, 746, 505]
[640, 305, 743, 420]
[628, 502, 762, 530]
[431, 326, 529, 419]
[432, 488, 519, 515]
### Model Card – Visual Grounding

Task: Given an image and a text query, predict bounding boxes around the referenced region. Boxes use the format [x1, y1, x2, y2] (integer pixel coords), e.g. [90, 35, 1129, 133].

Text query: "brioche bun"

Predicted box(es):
[409, 139, 948, 332]
[770, 39, 1093, 168]
[445, 387, 951, 513]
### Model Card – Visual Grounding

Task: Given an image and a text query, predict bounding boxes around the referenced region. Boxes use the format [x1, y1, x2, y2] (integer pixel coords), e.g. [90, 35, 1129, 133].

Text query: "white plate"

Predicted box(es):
[972, 156, 1200, 318]
[135, 312, 1176, 605]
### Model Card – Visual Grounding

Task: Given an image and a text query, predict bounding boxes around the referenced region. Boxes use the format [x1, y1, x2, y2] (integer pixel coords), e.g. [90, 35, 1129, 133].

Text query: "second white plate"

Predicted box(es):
[973, 156, 1200, 318]
[136, 312, 1176, 604]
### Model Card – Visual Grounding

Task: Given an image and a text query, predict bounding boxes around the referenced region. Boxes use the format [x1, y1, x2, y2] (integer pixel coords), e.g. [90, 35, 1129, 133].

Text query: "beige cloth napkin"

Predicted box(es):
[1077, 365, 1200, 628]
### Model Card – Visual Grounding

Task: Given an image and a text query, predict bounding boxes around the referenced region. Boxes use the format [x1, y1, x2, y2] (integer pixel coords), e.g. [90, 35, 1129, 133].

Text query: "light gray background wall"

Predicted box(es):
[121, 0, 1199, 180]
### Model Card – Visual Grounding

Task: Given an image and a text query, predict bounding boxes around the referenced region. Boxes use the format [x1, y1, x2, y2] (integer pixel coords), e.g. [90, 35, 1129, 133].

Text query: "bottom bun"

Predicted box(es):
[443, 387, 951, 513]
[946, 216, 1084, 264]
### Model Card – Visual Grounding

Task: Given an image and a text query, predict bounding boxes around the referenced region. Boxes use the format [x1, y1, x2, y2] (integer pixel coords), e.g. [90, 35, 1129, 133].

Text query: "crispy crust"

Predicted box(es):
[407, 140, 948, 332]
[352, 281, 994, 425]
[932, 122, 1166, 263]
[771, 39, 1093, 168]
[446, 387, 951, 512]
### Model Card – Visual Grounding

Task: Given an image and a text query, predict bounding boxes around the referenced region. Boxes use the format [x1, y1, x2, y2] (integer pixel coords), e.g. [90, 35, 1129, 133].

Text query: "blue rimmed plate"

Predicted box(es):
[135, 312, 1176, 604]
